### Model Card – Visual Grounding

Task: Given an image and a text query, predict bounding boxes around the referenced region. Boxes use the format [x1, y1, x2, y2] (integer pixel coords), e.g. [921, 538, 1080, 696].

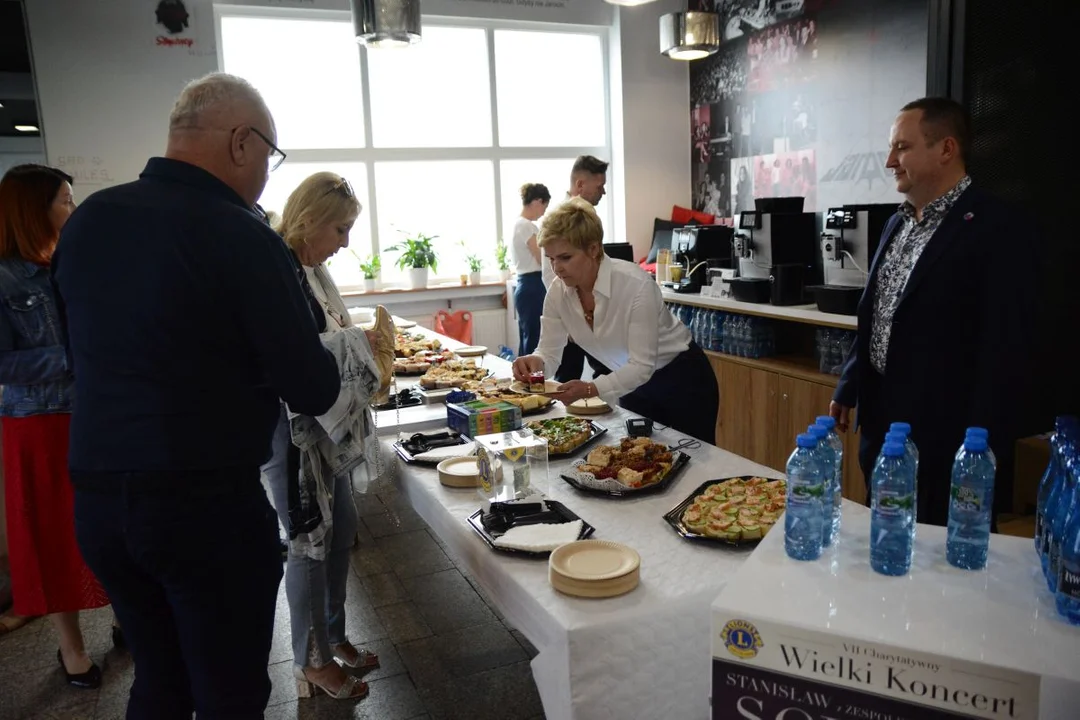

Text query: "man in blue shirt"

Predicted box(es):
[52, 73, 340, 718]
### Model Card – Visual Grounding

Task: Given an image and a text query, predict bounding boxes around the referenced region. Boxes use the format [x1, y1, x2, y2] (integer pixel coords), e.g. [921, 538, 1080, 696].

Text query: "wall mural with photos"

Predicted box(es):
[688, 0, 928, 219]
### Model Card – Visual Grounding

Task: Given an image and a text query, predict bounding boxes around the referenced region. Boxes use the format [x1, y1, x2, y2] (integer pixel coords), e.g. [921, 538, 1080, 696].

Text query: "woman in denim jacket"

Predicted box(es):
[0, 165, 111, 687]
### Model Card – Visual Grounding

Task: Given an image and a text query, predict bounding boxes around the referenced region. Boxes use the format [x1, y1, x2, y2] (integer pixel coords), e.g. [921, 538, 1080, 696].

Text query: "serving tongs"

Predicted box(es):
[402, 431, 466, 454]
[481, 498, 562, 534]
[374, 387, 424, 411]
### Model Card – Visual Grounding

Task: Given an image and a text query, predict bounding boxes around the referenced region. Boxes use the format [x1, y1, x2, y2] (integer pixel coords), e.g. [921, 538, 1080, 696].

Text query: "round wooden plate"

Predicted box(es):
[455, 345, 488, 357]
[436, 456, 480, 488]
[509, 379, 562, 396]
[549, 540, 640, 581]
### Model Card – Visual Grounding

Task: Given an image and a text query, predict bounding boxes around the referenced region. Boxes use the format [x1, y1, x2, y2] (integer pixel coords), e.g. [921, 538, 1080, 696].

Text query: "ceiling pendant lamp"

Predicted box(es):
[350, 0, 421, 48]
[659, 10, 720, 61]
[604, 0, 659, 6]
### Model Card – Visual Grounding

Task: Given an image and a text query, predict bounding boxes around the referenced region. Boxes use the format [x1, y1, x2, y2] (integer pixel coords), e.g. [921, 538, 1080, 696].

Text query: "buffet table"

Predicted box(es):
[386, 393, 788, 720]
[711, 504, 1080, 720]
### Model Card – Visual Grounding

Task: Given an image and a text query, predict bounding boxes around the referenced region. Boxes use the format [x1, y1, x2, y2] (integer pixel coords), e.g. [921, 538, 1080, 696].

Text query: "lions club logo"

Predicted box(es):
[721, 619, 763, 660]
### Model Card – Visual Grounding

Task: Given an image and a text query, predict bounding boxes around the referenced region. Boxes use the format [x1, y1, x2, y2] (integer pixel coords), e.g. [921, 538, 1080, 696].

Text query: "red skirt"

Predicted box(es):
[3, 413, 109, 615]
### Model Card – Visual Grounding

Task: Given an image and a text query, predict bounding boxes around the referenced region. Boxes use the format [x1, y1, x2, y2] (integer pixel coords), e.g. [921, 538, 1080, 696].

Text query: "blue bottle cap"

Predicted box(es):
[889, 422, 912, 435]
[807, 423, 829, 439]
[796, 433, 818, 449]
[815, 415, 837, 430]
[882, 442, 905, 457]
[885, 431, 908, 445]
[965, 427, 989, 439]
[963, 435, 988, 452]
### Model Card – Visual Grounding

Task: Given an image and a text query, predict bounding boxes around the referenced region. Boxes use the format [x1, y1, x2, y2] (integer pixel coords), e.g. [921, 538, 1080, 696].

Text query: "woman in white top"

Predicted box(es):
[512, 198, 719, 442]
[264, 172, 379, 701]
[509, 183, 550, 355]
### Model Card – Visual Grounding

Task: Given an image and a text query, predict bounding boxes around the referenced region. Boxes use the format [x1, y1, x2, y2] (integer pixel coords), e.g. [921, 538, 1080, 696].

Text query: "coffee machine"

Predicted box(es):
[731, 203, 819, 304]
[813, 203, 895, 314]
[667, 225, 735, 292]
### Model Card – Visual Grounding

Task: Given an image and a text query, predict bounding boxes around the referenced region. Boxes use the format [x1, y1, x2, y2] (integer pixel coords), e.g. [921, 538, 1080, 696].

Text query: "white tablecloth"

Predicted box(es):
[389, 403, 787, 720]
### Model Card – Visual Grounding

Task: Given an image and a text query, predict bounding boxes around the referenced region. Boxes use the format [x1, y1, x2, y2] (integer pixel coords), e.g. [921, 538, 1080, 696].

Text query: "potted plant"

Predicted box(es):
[386, 231, 438, 289]
[358, 254, 381, 292]
[466, 254, 483, 285]
[495, 236, 511, 281]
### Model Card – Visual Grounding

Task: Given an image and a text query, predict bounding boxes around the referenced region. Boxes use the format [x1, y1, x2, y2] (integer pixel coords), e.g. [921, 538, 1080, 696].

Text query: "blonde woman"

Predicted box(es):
[263, 172, 378, 701]
[512, 198, 719, 442]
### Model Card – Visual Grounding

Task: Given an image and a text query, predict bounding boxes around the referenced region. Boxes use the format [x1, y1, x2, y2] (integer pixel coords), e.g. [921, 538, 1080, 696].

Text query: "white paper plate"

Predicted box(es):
[395, 319, 418, 329]
[437, 456, 480, 488]
[455, 345, 488, 357]
[566, 397, 612, 415]
[509, 379, 562, 395]
[549, 540, 640, 581]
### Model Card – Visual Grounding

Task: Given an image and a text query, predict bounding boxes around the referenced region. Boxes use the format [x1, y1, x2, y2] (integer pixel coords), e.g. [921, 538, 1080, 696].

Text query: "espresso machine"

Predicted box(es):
[730, 202, 819, 305]
[666, 225, 735, 293]
[813, 203, 895, 314]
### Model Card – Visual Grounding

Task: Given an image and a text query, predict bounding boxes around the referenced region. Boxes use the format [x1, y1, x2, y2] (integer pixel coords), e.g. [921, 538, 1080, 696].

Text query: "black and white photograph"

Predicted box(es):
[689, 43, 749, 108]
[693, 0, 807, 40]
[746, 15, 817, 92]
[730, 156, 756, 215]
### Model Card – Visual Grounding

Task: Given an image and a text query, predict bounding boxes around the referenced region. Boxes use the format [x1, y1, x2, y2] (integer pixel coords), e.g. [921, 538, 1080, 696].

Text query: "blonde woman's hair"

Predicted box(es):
[274, 172, 362, 250]
[537, 197, 603, 251]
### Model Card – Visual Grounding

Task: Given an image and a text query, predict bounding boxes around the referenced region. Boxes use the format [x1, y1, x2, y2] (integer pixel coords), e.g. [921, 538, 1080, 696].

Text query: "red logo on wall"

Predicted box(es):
[155, 0, 194, 47]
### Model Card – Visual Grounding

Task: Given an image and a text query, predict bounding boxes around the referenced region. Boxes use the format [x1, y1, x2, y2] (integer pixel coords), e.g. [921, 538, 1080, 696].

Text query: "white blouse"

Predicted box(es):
[510, 216, 541, 275]
[533, 257, 691, 399]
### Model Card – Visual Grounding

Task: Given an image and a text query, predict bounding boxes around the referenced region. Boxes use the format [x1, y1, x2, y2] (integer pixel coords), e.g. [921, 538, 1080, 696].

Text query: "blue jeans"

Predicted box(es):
[262, 409, 358, 668]
[514, 271, 545, 356]
[73, 470, 282, 720]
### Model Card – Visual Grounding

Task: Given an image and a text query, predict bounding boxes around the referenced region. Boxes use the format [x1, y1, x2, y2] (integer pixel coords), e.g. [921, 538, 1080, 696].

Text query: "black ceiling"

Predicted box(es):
[0, 1, 39, 137]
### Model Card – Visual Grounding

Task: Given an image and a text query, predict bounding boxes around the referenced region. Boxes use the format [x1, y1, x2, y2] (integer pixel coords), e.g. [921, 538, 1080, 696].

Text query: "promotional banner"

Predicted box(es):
[712, 616, 1040, 720]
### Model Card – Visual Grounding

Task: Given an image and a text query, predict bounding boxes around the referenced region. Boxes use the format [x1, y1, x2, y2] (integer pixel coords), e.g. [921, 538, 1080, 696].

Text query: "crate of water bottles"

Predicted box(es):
[1035, 415, 1080, 626]
[666, 303, 775, 359]
[814, 326, 856, 375]
[784, 420, 1001, 578]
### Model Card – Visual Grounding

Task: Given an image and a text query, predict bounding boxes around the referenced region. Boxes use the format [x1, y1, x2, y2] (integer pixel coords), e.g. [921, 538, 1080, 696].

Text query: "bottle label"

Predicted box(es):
[875, 490, 913, 518]
[1060, 561, 1080, 600]
[950, 484, 984, 513]
[787, 473, 825, 508]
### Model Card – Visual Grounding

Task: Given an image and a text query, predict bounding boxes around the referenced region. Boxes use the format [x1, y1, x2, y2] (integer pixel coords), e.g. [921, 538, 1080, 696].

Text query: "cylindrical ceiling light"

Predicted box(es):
[350, 0, 421, 48]
[604, 0, 660, 6]
[659, 11, 720, 61]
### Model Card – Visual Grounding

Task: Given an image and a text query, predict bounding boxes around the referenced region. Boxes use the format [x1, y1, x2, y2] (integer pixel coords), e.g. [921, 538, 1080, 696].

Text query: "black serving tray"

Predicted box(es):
[559, 450, 690, 498]
[393, 431, 470, 464]
[524, 419, 608, 459]
[662, 475, 786, 547]
[466, 500, 595, 557]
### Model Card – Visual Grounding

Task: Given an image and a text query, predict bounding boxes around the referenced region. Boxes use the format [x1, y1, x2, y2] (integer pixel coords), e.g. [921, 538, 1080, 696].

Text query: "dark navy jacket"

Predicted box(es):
[0, 259, 73, 417]
[52, 158, 340, 476]
[834, 184, 1037, 523]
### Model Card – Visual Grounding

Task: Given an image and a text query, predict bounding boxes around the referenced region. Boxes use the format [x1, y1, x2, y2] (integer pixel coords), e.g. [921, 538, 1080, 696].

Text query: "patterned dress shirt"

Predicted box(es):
[870, 175, 971, 374]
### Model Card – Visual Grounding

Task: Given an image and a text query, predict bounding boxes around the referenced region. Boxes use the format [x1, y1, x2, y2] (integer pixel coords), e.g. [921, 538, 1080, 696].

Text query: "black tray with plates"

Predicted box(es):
[524, 419, 608, 459]
[662, 475, 787, 546]
[559, 449, 690, 498]
[374, 387, 424, 412]
[393, 431, 471, 464]
[466, 500, 595, 557]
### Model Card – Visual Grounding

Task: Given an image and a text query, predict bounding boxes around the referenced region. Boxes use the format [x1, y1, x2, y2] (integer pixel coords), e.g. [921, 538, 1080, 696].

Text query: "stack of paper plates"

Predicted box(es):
[566, 397, 612, 415]
[548, 540, 640, 598]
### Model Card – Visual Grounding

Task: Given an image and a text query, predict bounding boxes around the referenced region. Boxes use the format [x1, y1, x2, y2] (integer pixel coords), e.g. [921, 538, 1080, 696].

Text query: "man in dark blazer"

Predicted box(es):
[830, 97, 1037, 526]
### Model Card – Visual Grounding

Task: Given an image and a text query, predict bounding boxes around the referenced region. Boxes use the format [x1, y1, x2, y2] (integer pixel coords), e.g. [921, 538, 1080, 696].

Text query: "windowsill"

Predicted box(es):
[340, 280, 507, 300]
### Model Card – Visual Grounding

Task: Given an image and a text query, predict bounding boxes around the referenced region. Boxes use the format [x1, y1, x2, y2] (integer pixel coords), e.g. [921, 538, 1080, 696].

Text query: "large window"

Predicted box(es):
[218, 10, 611, 289]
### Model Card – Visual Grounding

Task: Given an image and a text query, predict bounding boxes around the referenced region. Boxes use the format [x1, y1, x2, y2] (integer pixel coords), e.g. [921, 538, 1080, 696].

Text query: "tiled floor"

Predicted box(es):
[0, 473, 546, 720]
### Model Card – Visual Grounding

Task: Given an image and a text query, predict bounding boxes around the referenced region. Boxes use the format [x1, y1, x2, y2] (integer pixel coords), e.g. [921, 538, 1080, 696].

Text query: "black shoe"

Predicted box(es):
[111, 624, 126, 651]
[57, 648, 102, 689]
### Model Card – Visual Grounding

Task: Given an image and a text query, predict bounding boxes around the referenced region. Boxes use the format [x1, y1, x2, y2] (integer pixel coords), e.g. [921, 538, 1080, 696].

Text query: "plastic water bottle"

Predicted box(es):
[1037, 417, 1077, 558]
[962, 427, 997, 470]
[1048, 453, 1079, 593]
[1044, 441, 1078, 586]
[1054, 466, 1080, 624]
[888, 422, 920, 523]
[870, 441, 916, 576]
[815, 415, 844, 540]
[807, 423, 837, 547]
[785, 433, 827, 561]
[946, 432, 995, 571]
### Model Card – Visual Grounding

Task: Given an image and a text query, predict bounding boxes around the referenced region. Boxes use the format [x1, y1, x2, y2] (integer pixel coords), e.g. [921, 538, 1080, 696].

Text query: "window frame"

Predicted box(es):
[215, 6, 614, 290]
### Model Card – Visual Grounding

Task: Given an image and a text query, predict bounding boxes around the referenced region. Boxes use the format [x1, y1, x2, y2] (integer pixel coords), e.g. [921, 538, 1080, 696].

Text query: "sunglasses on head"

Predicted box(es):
[323, 177, 355, 199]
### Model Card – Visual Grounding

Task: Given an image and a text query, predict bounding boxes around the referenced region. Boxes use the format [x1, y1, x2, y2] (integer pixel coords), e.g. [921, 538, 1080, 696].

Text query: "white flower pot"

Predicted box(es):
[469, 272, 481, 286]
[363, 278, 376, 292]
[499, 269, 511, 281]
[407, 267, 429, 289]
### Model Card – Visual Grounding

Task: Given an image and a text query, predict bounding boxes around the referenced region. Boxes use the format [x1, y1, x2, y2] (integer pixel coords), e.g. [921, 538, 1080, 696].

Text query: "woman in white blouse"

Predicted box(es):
[512, 198, 719, 442]
[264, 172, 379, 701]
[509, 183, 550, 355]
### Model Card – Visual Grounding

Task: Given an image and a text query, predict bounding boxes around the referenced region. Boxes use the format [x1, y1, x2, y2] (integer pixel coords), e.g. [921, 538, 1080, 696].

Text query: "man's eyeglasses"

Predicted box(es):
[247, 126, 286, 172]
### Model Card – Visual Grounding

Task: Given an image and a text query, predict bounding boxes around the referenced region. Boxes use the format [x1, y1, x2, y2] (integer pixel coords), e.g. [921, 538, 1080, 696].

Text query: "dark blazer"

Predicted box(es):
[834, 184, 1038, 524]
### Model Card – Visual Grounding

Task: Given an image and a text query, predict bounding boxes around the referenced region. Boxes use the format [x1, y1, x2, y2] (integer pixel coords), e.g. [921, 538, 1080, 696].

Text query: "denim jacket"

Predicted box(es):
[0, 258, 73, 417]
